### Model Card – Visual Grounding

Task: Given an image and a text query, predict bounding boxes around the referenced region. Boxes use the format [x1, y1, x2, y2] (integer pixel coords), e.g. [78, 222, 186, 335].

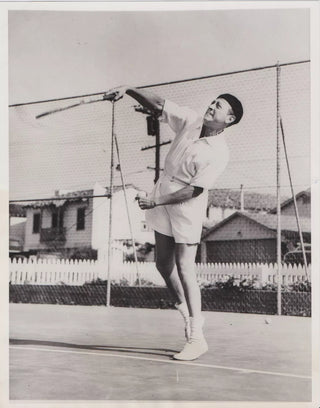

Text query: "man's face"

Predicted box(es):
[203, 98, 234, 130]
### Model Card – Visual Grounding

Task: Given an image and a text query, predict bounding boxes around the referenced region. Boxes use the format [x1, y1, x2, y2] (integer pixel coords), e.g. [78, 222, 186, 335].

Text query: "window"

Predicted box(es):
[76, 208, 85, 230]
[52, 210, 64, 228]
[59, 211, 64, 228]
[33, 213, 41, 233]
[52, 212, 58, 228]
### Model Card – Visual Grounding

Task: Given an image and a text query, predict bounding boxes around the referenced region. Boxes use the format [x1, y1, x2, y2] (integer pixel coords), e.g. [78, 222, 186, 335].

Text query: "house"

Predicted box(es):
[9, 204, 27, 258]
[270, 188, 311, 218]
[21, 183, 155, 260]
[204, 188, 277, 227]
[199, 211, 311, 264]
[22, 188, 96, 259]
[91, 182, 155, 261]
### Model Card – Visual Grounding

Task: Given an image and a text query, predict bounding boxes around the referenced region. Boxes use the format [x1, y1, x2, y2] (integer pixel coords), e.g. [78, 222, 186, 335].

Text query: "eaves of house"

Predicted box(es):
[269, 188, 311, 214]
[202, 211, 311, 240]
[21, 189, 95, 209]
[20, 184, 141, 209]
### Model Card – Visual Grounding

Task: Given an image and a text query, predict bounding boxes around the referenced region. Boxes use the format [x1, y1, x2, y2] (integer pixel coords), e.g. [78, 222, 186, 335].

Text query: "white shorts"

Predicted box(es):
[145, 174, 208, 244]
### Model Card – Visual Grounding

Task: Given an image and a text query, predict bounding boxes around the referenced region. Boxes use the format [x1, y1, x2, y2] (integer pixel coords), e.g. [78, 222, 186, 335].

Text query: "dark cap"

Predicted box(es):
[218, 93, 243, 125]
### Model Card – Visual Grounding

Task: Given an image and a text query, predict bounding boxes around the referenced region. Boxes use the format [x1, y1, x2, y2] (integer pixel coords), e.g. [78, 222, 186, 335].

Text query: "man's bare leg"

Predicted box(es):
[154, 231, 185, 304]
[154, 231, 190, 339]
[174, 243, 201, 318]
[173, 243, 208, 360]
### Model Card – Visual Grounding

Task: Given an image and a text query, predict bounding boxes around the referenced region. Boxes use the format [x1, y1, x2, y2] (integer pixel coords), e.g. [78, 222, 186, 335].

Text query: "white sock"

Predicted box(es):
[175, 302, 190, 322]
[175, 302, 191, 340]
[190, 315, 205, 341]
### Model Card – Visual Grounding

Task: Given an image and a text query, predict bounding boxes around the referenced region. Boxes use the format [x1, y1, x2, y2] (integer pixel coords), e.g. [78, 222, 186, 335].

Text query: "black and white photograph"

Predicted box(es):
[2, 1, 320, 406]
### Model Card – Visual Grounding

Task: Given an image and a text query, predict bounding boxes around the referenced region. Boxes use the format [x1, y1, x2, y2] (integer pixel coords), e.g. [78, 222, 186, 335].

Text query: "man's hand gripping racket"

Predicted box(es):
[135, 191, 156, 210]
[103, 85, 128, 102]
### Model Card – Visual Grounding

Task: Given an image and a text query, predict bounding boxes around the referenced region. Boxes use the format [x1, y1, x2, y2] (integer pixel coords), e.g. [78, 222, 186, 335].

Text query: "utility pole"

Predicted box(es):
[276, 62, 282, 316]
[240, 184, 244, 211]
[135, 106, 170, 184]
[154, 117, 160, 183]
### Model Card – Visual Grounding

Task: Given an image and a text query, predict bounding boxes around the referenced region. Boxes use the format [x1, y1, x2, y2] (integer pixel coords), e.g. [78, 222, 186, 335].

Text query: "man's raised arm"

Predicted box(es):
[104, 86, 164, 116]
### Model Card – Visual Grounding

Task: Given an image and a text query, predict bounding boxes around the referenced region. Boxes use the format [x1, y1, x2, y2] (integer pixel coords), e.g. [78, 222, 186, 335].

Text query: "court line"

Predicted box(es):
[10, 345, 311, 380]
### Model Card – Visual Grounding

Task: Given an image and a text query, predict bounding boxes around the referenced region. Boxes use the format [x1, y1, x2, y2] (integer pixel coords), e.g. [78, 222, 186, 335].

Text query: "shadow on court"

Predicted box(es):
[10, 338, 178, 357]
[9, 303, 312, 401]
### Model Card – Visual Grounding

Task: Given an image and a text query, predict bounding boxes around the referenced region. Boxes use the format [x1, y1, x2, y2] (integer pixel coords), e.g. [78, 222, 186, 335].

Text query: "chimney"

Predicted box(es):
[54, 190, 60, 197]
[240, 184, 244, 211]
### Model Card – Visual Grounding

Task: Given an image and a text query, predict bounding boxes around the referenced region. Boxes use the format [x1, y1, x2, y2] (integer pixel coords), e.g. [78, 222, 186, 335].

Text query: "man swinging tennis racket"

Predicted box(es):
[104, 86, 243, 361]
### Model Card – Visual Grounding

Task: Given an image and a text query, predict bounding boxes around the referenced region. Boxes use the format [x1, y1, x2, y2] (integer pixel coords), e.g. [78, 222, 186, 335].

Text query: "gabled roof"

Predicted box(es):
[105, 184, 137, 194]
[245, 212, 311, 232]
[270, 188, 311, 214]
[21, 184, 139, 209]
[203, 211, 311, 239]
[22, 189, 94, 209]
[58, 189, 94, 198]
[208, 189, 277, 211]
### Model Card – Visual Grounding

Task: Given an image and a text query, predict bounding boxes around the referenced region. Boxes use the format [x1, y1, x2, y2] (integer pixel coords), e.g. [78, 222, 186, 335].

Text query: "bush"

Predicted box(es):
[124, 242, 154, 262]
[83, 277, 107, 286]
[83, 277, 157, 287]
[115, 278, 130, 287]
[199, 276, 259, 292]
[84, 276, 311, 292]
[261, 280, 311, 292]
[239, 278, 259, 291]
[215, 276, 239, 291]
[69, 247, 98, 260]
[133, 278, 157, 287]
[261, 283, 279, 291]
[288, 280, 311, 292]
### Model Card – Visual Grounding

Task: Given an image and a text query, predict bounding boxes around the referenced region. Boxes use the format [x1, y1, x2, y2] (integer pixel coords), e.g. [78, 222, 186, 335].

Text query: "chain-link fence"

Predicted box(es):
[9, 61, 311, 315]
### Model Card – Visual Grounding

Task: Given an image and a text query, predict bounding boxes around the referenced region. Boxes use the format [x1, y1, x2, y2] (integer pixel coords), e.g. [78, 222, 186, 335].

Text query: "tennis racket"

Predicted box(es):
[35, 92, 117, 119]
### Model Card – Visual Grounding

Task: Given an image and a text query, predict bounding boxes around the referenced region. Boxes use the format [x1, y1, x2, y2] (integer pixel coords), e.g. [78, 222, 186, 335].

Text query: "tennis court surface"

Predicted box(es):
[10, 303, 311, 401]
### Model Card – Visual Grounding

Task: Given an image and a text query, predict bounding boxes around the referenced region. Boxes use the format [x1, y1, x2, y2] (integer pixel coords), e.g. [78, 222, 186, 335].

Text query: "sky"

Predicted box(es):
[9, 7, 310, 104]
[7, 4, 313, 201]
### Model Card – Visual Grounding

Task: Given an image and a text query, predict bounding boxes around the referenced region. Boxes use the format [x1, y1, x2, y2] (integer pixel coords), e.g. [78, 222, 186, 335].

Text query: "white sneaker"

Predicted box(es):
[173, 338, 208, 361]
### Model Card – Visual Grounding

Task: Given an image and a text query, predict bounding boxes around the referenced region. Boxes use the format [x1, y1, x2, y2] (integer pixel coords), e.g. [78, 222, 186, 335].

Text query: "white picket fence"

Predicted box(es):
[9, 258, 311, 286]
